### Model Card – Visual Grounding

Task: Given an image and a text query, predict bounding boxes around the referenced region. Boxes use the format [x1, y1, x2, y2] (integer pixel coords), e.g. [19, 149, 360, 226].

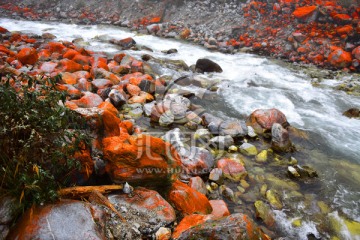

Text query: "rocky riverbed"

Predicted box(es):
[1, 18, 360, 240]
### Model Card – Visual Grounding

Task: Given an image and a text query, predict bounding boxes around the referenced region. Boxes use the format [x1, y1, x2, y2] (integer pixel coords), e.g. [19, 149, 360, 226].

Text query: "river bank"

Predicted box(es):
[1, 18, 360, 240]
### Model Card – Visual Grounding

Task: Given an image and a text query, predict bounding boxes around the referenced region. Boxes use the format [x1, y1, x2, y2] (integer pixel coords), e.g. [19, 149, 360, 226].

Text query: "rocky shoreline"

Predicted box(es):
[1, 0, 360, 72]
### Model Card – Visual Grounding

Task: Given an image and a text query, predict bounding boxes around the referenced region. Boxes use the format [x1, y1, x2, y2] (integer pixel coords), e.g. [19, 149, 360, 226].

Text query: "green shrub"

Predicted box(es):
[0, 74, 90, 213]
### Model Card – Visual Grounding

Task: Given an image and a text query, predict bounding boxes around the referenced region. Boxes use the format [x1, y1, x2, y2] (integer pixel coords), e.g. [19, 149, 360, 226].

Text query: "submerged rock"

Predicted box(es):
[271, 123, 292, 152]
[174, 213, 269, 240]
[216, 158, 247, 182]
[254, 200, 275, 227]
[239, 142, 258, 156]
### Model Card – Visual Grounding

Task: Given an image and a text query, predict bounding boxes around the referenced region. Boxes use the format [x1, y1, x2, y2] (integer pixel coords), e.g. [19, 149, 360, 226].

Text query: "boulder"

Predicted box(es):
[352, 46, 360, 60]
[16, 47, 38, 65]
[71, 92, 103, 108]
[108, 188, 176, 224]
[292, 6, 318, 22]
[188, 176, 207, 195]
[328, 48, 352, 68]
[343, 108, 360, 118]
[208, 135, 234, 149]
[219, 119, 247, 138]
[195, 58, 223, 73]
[247, 108, 289, 134]
[109, 89, 127, 108]
[167, 180, 212, 215]
[179, 147, 215, 180]
[110, 37, 136, 49]
[102, 134, 181, 185]
[216, 158, 247, 181]
[8, 200, 105, 240]
[271, 123, 292, 152]
[209, 200, 230, 218]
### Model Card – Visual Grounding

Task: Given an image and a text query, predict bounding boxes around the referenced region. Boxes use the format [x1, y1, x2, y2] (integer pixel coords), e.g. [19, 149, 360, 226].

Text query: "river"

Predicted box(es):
[1, 18, 359, 239]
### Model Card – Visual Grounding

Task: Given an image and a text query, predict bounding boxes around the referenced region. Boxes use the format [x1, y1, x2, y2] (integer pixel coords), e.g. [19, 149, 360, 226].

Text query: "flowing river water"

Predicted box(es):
[1, 18, 360, 239]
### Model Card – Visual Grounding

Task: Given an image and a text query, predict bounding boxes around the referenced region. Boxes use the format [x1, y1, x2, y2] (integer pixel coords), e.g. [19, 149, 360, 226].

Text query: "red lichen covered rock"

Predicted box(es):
[57, 59, 83, 72]
[102, 135, 181, 185]
[247, 108, 289, 134]
[209, 200, 230, 218]
[352, 46, 360, 60]
[328, 48, 352, 68]
[167, 180, 212, 215]
[71, 92, 103, 108]
[216, 158, 247, 181]
[172, 214, 207, 239]
[8, 201, 105, 240]
[293, 6, 317, 19]
[16, 47, 38, 65]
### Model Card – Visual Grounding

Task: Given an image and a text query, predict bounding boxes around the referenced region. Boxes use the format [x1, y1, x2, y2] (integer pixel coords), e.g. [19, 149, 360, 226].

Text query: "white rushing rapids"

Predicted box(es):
[1, 18, 360, 239]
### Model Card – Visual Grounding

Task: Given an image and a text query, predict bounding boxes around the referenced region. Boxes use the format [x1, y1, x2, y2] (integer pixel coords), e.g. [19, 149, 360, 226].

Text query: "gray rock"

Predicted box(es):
[194, 128, 212, 144]
[188, 176, 207, 195]
[271, 123, 292, 152]
[8, 201, 105, 240]
[144, 102, 155, 116]
[239, 142, 258, 156]
[247, 126, 257, 138]
[0, 197, 18, 224]
[109, 89, 127, 108]
[176, 213, 266, 239]
[219, 120, 247, 138]
[162, 128, 187, 152]
[209, 135, 234, 149]
[209, 168, 223, 183]
[159, 110, 174, 126]
[180, 147, 215, 180]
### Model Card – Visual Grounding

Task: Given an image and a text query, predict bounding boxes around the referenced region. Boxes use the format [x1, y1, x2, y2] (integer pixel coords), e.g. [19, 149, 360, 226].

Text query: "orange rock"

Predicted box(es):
[209, 200, 230, 218]
[57, 59, 83, 72]
[113, 53, 126, 63]
[102, 134, 181, 184]
[333, 13, 352, 22]
[72, 92, 103, 108]
[247, 108, 289, 134]
[63, 49, 79, 59]
[328, 48, 352, 68]
[131, 60, 144, 73]
[168, 180, 212, 215]
[172, 214, 207, 239]
[17, 47, 38, 65]
[126, 84, 141, 96]
[180, 28, 191, 39]
[352, 46, 360, 60]
[61, 72, 77, 85]
[0, 26, 9, 33]
[72, 54, 91, 65]
[45, 42, 66, 54]
[65, 101, 78, 110]
[336, 25, 353, 35]
[38, 49, 51, 60]
[293, 6, 317, 19]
